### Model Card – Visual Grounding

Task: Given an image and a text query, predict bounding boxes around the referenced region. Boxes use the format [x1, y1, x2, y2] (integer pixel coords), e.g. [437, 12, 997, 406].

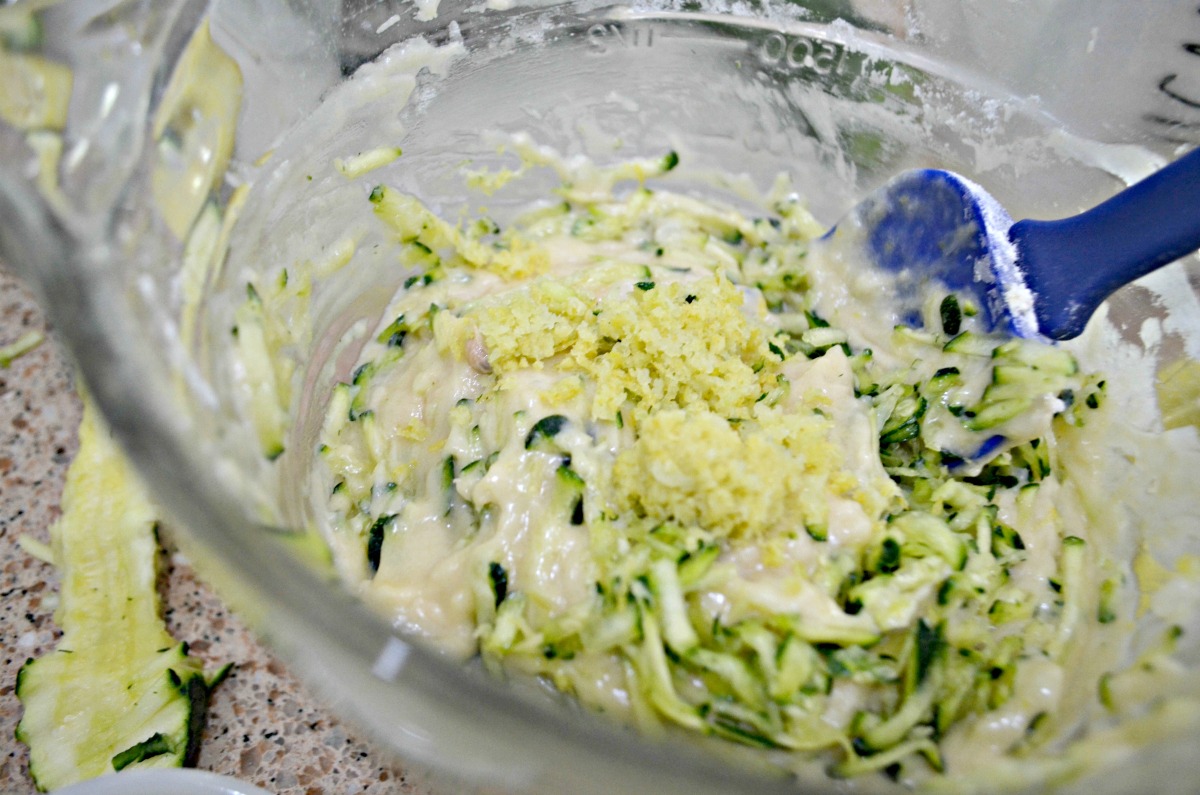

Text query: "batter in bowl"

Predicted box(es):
[295, 144, 1127, 782]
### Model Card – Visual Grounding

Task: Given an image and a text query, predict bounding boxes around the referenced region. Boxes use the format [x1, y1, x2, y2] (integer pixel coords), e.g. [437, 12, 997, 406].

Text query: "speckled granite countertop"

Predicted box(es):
[0, 264, 427, 794]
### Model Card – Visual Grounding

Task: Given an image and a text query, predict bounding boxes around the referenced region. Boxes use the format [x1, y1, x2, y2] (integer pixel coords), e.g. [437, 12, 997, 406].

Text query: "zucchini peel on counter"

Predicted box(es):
[16, 398, 228, 791]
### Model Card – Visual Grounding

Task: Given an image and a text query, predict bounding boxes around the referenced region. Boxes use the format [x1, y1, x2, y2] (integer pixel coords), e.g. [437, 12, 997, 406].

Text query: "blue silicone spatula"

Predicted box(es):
[826, 146, 1200, 340]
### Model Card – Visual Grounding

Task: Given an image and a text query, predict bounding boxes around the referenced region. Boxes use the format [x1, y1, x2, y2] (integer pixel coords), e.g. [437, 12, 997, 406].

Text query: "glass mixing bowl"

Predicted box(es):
[2, 1, 1199, 793]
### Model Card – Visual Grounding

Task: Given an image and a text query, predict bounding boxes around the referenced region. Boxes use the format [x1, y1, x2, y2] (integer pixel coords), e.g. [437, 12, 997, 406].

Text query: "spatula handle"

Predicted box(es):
[1011, 147, 1200, 340]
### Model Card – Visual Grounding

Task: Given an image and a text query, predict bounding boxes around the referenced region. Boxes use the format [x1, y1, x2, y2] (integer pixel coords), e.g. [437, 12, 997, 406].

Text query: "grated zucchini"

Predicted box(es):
[306, 148, 1118, 781]
[0, 46, 72, 132]
[0, 7, 43, 52]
